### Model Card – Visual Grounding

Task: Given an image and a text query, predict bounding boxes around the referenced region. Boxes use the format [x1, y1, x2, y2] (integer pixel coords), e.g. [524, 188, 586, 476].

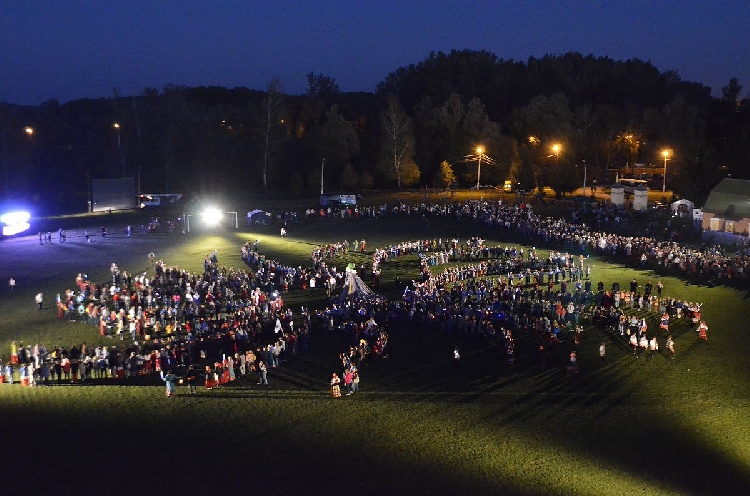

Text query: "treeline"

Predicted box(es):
[1, 50, 748, 213]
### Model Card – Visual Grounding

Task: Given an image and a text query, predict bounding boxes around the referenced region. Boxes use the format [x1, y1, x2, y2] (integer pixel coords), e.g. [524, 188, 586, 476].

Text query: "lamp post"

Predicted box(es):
[661, 149, 670, 193]
[581, 160, 587, 197]
[551, 143, 561, 164]
[113, 122, 125, 173]
[475, 146, 484, 190]
[320, 157, 325, 195]
[2, 126, 35, 196]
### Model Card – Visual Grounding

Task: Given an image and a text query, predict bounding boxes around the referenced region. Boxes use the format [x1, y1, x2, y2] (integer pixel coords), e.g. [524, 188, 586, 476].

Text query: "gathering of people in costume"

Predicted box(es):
[3, 247, 307, 388]
[3, 198, 736, 391]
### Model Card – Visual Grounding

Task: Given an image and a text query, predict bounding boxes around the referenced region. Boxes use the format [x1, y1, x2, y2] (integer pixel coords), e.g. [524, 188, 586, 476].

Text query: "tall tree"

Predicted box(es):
[721, 77, 742, 106]
[260, 78, 286, 190]
[311, 105, 360, 192]
[340, 163, 358, 190]
[379, 95, 417, 189]
[513, 92, 575, 143]
[549, 159, 580, 197]
[306, 73, 340, 100]
[417, 93, 504, 186]
[437, 160, 456, 189]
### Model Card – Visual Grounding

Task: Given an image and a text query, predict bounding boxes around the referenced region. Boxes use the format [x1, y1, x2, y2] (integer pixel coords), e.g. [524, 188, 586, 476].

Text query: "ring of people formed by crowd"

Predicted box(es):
[3, 197, 731, 390]
[297, 198, 749, 284]
[293, 198, 726, 377]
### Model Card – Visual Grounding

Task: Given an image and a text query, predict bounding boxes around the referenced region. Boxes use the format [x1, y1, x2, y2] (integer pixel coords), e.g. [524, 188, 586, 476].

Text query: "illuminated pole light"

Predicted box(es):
[112, 122, 125, 173]
[551, 143, 561, 163]
[203, 207, 223, 226]
[475, 146, 484, 190]
[551, 144, 562, 195]
[661, 149, 671, 193]
[24, 127, 34, 136]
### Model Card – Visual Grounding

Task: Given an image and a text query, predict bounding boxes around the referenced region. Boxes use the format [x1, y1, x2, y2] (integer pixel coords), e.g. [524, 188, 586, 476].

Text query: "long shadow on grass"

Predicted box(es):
[363, 324, 750, 493]
[471, 353, 750, 494]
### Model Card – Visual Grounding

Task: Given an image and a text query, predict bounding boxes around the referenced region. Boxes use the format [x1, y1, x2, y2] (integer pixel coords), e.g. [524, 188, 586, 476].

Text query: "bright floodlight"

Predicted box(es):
[1, 211, 30, 225]
[203, 208, 223, 226]
[3, 223, 30, 236]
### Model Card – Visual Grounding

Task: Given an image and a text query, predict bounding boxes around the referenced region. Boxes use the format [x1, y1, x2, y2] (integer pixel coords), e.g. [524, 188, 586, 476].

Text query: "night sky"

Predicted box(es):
[2, 0, 748, 105]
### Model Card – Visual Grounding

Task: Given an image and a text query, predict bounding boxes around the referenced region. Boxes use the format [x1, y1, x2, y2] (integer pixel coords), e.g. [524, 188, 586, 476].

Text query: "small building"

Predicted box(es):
[633, 185, 648, 212]
[701, 178, 750, 235]
[610, 183, 625, 208]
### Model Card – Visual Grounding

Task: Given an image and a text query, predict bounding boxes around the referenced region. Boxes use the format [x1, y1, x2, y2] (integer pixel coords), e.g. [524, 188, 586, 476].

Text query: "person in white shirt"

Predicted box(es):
[648, 336, 659, 360]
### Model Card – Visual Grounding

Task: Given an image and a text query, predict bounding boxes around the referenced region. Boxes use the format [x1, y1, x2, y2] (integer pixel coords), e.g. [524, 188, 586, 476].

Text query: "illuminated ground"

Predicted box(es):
[0, 212, 748, 494]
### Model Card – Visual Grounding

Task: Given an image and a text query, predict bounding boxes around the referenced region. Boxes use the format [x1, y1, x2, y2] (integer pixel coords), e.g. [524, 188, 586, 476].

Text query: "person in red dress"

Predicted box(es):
[697, 321, 708, 340]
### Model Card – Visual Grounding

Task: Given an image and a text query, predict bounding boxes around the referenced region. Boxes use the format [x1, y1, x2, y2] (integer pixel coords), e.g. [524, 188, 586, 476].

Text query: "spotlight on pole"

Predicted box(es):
[203, 207, 223, 226]
[1, 211, 31, 236]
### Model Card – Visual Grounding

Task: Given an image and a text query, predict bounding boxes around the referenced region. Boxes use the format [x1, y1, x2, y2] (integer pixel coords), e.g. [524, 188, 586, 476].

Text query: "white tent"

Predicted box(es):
[338, 266, 377, 303]
[671, 199, 695, 219]
[246, 209, 271, 225]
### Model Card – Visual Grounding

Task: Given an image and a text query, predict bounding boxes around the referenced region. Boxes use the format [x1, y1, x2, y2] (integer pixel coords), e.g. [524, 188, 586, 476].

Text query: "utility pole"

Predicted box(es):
[475, 146, 484, 190]
[582, 160, 587, 197]
[320, 157, 325, 195]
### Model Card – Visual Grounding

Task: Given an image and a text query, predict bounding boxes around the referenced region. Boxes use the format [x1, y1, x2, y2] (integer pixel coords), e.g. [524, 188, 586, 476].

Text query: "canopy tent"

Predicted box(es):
[246, 209, 271, 225]
[703, 178, 750, 218]
[671, 199, 695, 218]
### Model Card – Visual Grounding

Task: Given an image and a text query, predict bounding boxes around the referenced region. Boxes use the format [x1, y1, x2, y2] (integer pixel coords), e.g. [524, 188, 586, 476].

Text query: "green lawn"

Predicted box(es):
[0, 212, 748, 494]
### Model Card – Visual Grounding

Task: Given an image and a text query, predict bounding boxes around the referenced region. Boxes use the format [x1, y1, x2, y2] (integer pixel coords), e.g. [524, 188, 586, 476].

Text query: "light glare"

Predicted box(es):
[1, 211, 30, 224]
[3, 222, 30, 236]
[203, 208, 223, 226]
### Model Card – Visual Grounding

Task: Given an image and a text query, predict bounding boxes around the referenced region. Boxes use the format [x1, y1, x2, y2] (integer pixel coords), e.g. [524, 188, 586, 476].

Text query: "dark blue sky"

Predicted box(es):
[2, 0, 748, 105]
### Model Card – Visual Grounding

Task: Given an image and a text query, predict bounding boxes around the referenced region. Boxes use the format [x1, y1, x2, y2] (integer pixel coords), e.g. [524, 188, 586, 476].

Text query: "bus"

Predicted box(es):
[619, 178, 649, 193]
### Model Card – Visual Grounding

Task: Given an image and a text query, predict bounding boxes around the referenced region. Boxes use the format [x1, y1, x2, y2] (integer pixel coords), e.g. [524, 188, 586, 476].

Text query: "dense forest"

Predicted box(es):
[1, 50, 748, 213]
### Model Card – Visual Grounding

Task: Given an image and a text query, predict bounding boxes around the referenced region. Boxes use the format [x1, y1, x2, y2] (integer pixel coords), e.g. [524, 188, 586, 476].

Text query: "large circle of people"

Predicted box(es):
[5, 197, 744, 388]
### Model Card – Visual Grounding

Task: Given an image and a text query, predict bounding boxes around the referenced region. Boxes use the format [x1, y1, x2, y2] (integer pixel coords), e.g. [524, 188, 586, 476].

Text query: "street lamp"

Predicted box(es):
[551, 143, 561, 162]
[3, 126, 35, 196]
[661, 149, 671, 192]
[475, 146, 484, 190]
[113, 122, 125, 172]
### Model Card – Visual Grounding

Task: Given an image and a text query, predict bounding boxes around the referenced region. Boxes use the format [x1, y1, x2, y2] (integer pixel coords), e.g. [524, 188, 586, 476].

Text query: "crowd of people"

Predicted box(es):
[298, 198, 726, 374]
[293, 198, 749, 287]
[4, 196, 738, 391]
[3, 248, 308, 388]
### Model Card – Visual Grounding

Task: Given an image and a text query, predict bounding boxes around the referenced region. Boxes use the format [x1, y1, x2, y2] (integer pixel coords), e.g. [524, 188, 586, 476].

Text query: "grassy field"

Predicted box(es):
[0, 208, 749, 495]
